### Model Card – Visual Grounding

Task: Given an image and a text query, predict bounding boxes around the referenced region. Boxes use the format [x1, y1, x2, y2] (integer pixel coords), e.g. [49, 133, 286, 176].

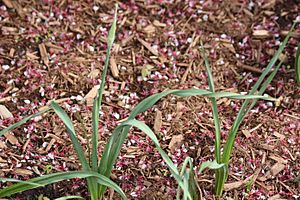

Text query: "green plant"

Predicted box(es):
[97, 21, 298, 198]
[1, 8, 297, 200]
[0, 5, 126, 200]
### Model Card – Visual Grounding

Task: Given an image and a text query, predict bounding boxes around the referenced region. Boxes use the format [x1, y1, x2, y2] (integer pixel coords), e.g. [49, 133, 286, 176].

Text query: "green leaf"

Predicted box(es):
[121, 119, 194, 200]
[0, 171, 126, 199]
[199, 160, 225, 174]
[50, 102, 98, 199]
[50, 102, 89, 170]
[293, 174, 300, 182]
[92, 4, 118, 176]
[222, 21, 298, 165]
[141, 64, 154, 78]
[0, 178, 43, 187]
[0, 108, 51, 137]
[200, 41, 222, 163]
[295, 43, 300, 86]
[55, 196, 85, 200]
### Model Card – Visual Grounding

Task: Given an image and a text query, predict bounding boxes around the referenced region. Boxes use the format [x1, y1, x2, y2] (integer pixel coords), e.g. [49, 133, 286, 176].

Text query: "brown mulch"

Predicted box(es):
[0, 0, 300, 199]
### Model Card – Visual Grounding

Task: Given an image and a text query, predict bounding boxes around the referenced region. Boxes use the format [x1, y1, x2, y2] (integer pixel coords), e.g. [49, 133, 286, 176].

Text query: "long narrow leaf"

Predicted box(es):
[222, 21, 297, 164]
[200, 41, 222, 163]
[55, 196, 85, 200]
[92, 4, 118, 174]
[50, 102, 89, 170]
[0, 171, 126, 199]
[0, 178, 43, 187]
[0, 108, 51, 137]
[99, 88, 274, 195]
[121, 119, 193, 200]
[199, 160, 225, 174]
[50, 102, 98, 199]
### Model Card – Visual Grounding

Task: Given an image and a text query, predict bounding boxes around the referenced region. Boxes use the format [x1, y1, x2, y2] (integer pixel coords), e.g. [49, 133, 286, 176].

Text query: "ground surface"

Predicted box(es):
[0, 0, 300, 199]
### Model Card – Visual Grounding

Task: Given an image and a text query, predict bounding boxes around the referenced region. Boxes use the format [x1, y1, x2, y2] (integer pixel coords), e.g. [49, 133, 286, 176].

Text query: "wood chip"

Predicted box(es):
[45, 42, 64, 51]
[269, 155, 288, 164]
[9, 48, 15, 57]
[1, 26, 18, 33]
[270, 162, 285, 176]
[0, 141, 7, 149]
[168, 135, 184, 153]
[38, 43, 49, 66]
[259, 144, 275, 151]
[137, 37, 158, 56]
[253, 30, 270, 38]
[11, 1, 25, 18]
[110, 56, 119, 78]
[84, 85, 100, 106]
[268, 194, 282, 200]
[88, 69, 100, 79]
[26, 51, 39, 60]
[2, 0, 13, 8]
[14, 168, 33, 176]
[4, 132, 19, 145]
[154, 110, 162, 134]
[0, 105, 13, 119]
[45, 138, 56, 152]
[280, 30, 300, 38]
[144, 24, 156, 34]
[222, 43, 236, 54]
[242, 130, 251, 138]
[224, 168, 260, 191]
[153, 20, 166, 27]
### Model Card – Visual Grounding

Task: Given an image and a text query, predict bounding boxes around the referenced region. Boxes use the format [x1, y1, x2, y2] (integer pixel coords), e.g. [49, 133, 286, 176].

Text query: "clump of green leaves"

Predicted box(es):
[0, 5, 126, 200]
[1, 7, 297, 200]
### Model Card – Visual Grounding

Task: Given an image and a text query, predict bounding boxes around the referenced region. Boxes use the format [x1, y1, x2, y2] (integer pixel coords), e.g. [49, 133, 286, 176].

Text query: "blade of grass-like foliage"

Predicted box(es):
[128, 89, 273, 119]
[176, 157, 198, 200]
[295, 43, 300, 86]
[55, 196, 85, 200]
[182, 170, 190, 200]
[122, 119, 193, 200]
[0, 171, 126, 199]
[99, 88, 274, 195]
[199, 160, 225, 174]
[50, 102, 89, 170]
[200, 41, 221, 163]
[99, 89, 271, 174]
[50, 102, 98, 199]
[222, 21, 297, 165]
[0, 178, 43, 187]
[0, 108, 51, 137]
[92, 4, 118, 174]
[98, 125, 130, 195]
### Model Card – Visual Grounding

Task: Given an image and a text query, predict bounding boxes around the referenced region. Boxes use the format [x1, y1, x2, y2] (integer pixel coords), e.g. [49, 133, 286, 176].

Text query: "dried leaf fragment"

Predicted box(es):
[0, 105, 13, 119]
[154, 110, 162, 134]
[2, 0, 13, 8]
[137, 38, 158, 56]
[39, 43, 49, 66]
[253, 30, 270, 38]
[153, 20, 166, 27]
[242, 130, 251, 138]
[270, 163, 285, 176]
[14, 168, 33, 176]
[4, 132, 19, 145]
[168, 135, 184, 153]
[110, 56, 119, 78]
[144, 24, 156, 34]
[84, 85, 100, 106]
